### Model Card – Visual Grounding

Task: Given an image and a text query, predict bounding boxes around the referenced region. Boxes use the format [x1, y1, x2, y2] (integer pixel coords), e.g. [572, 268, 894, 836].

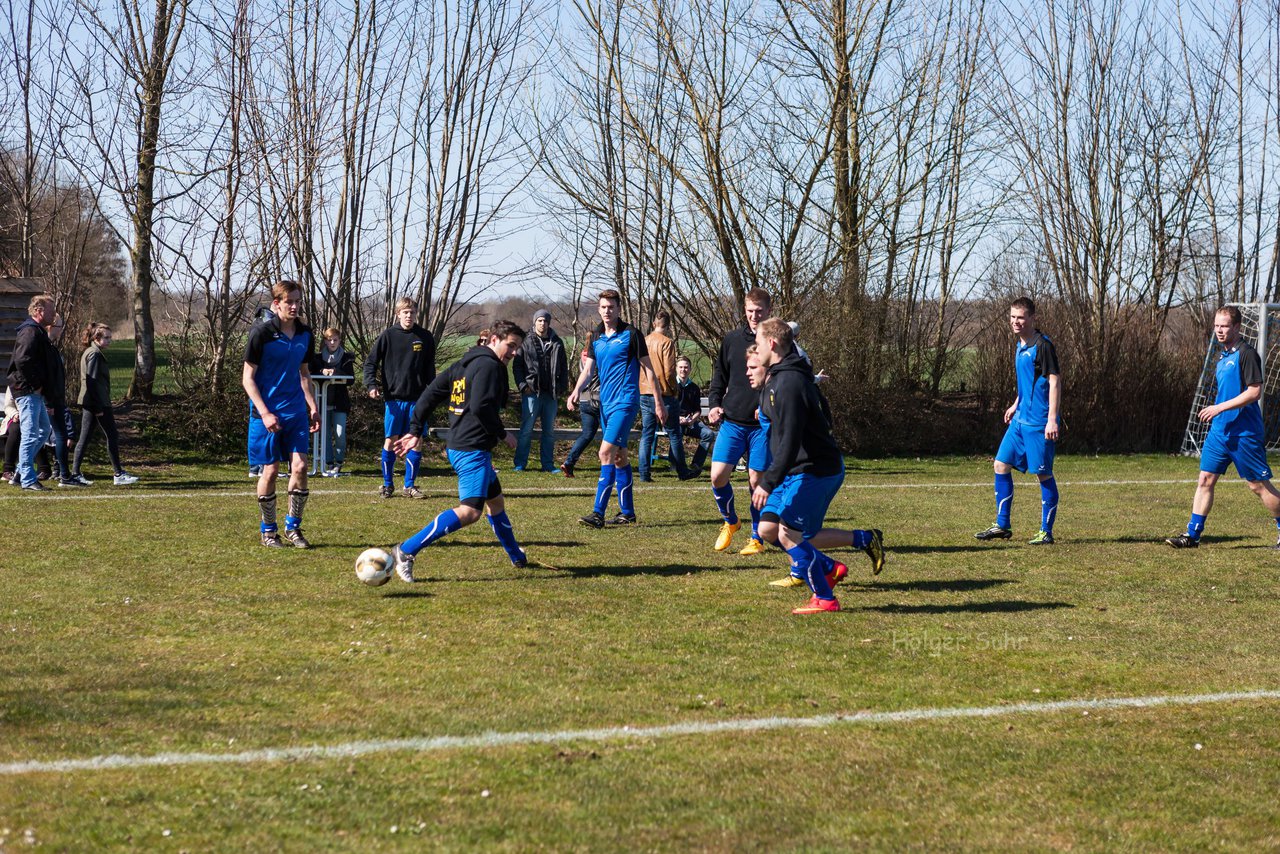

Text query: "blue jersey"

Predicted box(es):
[1013, 332, 1060, 428]
[244, 315, 313, 419]
[587, 321, 648, 408]
[1211, 340, 1265, 436]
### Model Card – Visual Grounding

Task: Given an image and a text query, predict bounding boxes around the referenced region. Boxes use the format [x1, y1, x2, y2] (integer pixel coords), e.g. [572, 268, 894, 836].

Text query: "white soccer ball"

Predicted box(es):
[355, 547, 393, 587]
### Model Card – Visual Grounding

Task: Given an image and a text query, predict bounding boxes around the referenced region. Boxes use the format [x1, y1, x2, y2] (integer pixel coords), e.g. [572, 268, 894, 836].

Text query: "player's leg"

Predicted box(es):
[1170, 436, 1229, 547]
[739, 425, 772, 554]
[607, 406, 638, 523]
[249, 418, 283, 547]
[281, 417, 313, 548]
[1231, 433, 1280, 545]
[484, 481, 528, 567]
[380, 400, 398, 497]
[580, 405, 624, 527]
[977, 424, 1023, 540]
[392, 449, 489, 582]
[709, 423, 748, 549]
[777, 519, 839, 615]
[1027, 425, 1057, 545]
[387, 400, 424, 497]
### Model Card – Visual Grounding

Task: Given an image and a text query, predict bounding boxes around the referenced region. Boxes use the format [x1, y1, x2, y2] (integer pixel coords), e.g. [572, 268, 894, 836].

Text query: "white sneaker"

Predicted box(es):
[391, 544, 416, 583]
[113, 472, 139, 486]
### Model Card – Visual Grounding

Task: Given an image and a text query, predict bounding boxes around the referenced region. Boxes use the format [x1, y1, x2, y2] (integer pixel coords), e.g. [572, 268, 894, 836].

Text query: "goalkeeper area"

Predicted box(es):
[3, 455, 1280, 849]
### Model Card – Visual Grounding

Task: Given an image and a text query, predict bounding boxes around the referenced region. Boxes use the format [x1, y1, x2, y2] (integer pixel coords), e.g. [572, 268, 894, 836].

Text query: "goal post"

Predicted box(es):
[1180, 302, 1280, 456]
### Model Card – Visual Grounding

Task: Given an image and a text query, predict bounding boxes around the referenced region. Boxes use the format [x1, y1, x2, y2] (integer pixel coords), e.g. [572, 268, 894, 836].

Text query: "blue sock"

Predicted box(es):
[404, 449, 421, 489]
[402, 508, 463, 555]
[616, 464, 635, 517]
[786, 542, 833, 600]
[381, 449, 395, 487]
[1039, 477, 1058, 533]
[1187, 513, 1206, 541]
[486, 511, 526, 564]
[749, 503, 761, 540]
[594, 464, 616, 515]
[284, 515, 300, 531]
[851, 529, 872, 549]
[713, 483, 738, 525]
[994, 472, 1014, 528]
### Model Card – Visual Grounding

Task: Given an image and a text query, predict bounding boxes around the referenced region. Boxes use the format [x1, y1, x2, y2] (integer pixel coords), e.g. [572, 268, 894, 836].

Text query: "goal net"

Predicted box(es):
[1181, 302, 1280, 456]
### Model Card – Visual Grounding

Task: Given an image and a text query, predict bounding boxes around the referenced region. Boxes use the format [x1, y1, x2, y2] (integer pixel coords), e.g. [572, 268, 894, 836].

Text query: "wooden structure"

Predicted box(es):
[0, 278, 49, 369]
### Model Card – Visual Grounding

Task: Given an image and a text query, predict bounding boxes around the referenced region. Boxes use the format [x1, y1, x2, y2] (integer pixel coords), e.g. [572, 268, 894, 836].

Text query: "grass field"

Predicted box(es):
[3, 454, 1280, 850]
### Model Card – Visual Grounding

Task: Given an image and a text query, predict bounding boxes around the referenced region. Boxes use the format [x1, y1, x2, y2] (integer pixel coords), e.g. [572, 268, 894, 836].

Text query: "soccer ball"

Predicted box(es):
[355, 547, 393, 587]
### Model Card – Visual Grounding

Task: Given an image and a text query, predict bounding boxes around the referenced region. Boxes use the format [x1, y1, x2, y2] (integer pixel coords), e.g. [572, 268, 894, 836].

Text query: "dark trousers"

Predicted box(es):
[564, 398, 600, 468]
[73, 407, 123, 475]
[3, 424, 51, 478]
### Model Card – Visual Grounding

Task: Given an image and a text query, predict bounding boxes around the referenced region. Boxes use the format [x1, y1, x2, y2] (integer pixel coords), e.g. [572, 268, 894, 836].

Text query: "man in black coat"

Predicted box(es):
[511, 309, 568, 472]
[5, 294, 58, 490]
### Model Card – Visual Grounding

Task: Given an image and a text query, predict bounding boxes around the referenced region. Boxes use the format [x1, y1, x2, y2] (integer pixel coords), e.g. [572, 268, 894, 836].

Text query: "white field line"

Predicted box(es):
[0, 478, 1198, 502]
[1, 689, 1275, 777]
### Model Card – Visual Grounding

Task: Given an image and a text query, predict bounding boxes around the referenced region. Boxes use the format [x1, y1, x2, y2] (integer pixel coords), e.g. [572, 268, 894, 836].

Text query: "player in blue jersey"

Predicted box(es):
[975, 297, 1062, 545]
[363, 296, 437, 499]
[242, 280, 320, 548]
[567, 289, 668, 528]
[388, 321, 529, 581]
[1166, 306, 1280, 549]
[706, 287, 775, 555]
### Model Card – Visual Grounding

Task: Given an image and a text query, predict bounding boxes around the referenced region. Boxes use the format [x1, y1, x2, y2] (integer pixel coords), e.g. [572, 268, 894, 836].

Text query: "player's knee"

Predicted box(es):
[993, 460, 1011, 475]
[757, 519, 780, 544]
[1197, 471, 1219, 489]
[455, 503, 482, 525]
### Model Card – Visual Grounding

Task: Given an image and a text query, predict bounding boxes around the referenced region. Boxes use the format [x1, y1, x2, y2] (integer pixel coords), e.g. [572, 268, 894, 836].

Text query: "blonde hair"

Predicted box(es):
[756, 317, 793, 353]
[395, 297, 416, 314]
[322, 327, 341, 340]
[29, 294, 54, 314]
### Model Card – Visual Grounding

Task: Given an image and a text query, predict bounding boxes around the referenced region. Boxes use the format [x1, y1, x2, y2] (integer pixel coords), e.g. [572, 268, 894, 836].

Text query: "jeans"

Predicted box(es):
[682, 421, 714, 471]
[15, 392, 52, 487]
[638, 394, 688, 479]
[324, 410, 347, 467]
[564, 398, 600, 468]
[515, 392, 558, 471]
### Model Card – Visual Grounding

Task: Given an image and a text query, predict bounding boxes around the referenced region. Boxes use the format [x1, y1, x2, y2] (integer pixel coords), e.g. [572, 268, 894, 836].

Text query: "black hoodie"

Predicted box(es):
[409, 345, 510, 451]
[707, 322, 761, 426]
[758, 351, 842, 493]
[362, 324, 437, 400]
[5, 317, 56, 398]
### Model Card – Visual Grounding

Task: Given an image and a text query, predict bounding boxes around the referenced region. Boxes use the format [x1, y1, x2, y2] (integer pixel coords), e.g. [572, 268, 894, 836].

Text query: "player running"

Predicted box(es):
[363, 297, 437, 499]
[1166, 306, 1280, 549]
[707, 287, 774, 555]
[242, 280, 320, 548]
[567, 290, 667, 528]
[975, 297, 1062, 545]
[388, 321, 530, 582]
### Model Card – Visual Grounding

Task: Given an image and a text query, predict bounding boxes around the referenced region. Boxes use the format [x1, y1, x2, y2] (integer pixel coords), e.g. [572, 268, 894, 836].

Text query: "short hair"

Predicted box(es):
[1216, 305, 1242, 325]
[598, 289, 621, 305]
[322, 327, 341, 339]
[29, 294, 54, 314]
[653, 310, 670, 329]
[476, 329, 490, 347]
[1010, 296, 1036, 315]
[271, 280, 301, 302]
[757, 317, 793, 354]
[81, 322, 111, 348]
[489, 319, 526, 342]
[745, 343, 760, 358]
[744, 287, 772, 309]
[395, 297, 416, 314]
[676, 354, 692, 367]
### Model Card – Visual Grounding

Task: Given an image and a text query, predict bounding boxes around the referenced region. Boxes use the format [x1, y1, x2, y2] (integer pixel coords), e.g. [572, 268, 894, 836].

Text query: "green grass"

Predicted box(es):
[3, 454, 1280, 849]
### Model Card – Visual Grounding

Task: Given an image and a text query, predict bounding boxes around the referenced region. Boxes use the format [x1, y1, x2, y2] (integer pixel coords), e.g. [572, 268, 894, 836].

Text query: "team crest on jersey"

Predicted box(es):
[450, 377, 467, 414]
[413, 342, 423, 352]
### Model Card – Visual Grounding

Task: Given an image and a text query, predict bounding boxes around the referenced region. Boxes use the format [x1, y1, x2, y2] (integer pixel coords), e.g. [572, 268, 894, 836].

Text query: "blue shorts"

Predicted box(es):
[996, 421, 1055, 476]
[712, 420, 770, 470]
[1201, 430, 1273, 481]
[384, 399, 414, 437]
[448, 449, 502, 503]
[600, 403, 638, 448]
[762, 468, 845, 539]
[248, 413, 311, 466]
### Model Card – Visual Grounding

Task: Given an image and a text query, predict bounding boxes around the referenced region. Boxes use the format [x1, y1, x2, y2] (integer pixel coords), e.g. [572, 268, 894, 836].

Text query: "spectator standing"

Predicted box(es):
[363, 297, 437, 498]
[560, 346, 600, 478]
[674, 355, 712, 475]
[41, 312, 78, 485]
[70, 323, 138, 486]
[314, 327, 355, 476]
[638, 311, 694, 481]
[5, 294, 57, 491]
[512, 309, 569, 472]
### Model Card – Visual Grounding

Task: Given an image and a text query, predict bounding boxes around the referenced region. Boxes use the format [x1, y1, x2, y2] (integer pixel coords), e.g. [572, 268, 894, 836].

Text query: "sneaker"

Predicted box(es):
[512, 550, 529, 569]
[283, 528, 311, 549]
[769, 575, 806, 588]
[57, 477, 85, 488]
[714, 521, 741, 551]
[608, 513, 638, 525]
[36, 470, 51, 481]
[793, 595, 841, 615]
[864, 529, 886, 575]
[113, 472, 139, 486]
[403, 486, 428, 500]
[68, 474, 94, 486]
[739, 537, 766, 556]
[379, 484, 395, 498]
[22, 481, 47, 491]
[974, 525, 1012, 541]
[826, 561, 849, 587]
[637, 474, 654, 483]
[261, 530, 284, 548]
[1028, 529, 1055, 546]
[678, 468, 702, 481]
[560, 463, 575, 478]
[391, 544, 416, 582]
[578, 511, 606, 529]
[1165, 533, 1199, 549]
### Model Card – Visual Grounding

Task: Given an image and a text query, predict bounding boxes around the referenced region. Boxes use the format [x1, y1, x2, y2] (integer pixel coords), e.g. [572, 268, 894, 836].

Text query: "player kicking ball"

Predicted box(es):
[1166, 306, 1280, 549]
[975, 297, 1062, 546]
[750, 321, 885, 615]
[388, 321, 530, 582]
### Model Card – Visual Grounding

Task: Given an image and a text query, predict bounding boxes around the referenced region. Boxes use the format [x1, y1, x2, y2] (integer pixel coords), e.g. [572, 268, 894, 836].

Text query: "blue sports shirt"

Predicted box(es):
[587, 321, 648, 408]
[1013, 332, 1061, 428]
[243, 314, 313, 419]
[1211, 339, 1264, 436]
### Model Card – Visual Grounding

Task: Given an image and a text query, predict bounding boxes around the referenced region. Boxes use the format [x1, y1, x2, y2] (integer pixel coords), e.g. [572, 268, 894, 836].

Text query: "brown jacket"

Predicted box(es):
[640, 330, 678, 397]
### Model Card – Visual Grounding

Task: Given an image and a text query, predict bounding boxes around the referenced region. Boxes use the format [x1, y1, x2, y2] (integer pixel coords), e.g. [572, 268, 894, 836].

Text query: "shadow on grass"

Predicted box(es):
[556, 563, 735, 579]
[862, 600, 1074, 615]
[1070, 534, 1253, 546]
[887, 544, 1005, 554]
[380, 590, 433, 599]
[846, 578, 1018, 593]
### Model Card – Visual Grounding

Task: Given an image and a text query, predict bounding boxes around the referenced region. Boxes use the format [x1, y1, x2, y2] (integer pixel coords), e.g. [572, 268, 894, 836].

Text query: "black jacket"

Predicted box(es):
[310, 349, 356, 413]
[5, 317, 56, 398]
[362, 324, 437, 400]
[708, 322, 760, 426]
[513, 330, 569, 398]
[758, 352, 843, 493]
[676, 379, 702, 419]
[45, 345, 67, 408]
[409, 345, 511, 452]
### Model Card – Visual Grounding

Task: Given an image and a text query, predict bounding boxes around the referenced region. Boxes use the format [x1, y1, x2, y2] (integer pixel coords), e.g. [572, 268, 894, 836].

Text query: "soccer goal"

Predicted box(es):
[1180, 302, 1280, 456]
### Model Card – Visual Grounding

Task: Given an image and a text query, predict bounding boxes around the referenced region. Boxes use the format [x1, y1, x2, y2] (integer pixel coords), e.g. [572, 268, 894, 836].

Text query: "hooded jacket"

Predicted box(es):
[5, 317, 56, 398]
[758, 351, 842, 493]
[513, 329, 568, 397]
[707, 322, 761, 426]
[409, 345, 511, 451]
[362, 324, 437, 400]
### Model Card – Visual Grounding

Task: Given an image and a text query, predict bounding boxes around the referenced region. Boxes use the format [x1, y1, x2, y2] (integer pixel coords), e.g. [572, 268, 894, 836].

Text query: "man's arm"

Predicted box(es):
[363, 332, 384, 397]
[567, 354, 593, 410]
[242, 362, 279, 432]
[299, 358, 320, 432]
[1045, 374, 1060, 440]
